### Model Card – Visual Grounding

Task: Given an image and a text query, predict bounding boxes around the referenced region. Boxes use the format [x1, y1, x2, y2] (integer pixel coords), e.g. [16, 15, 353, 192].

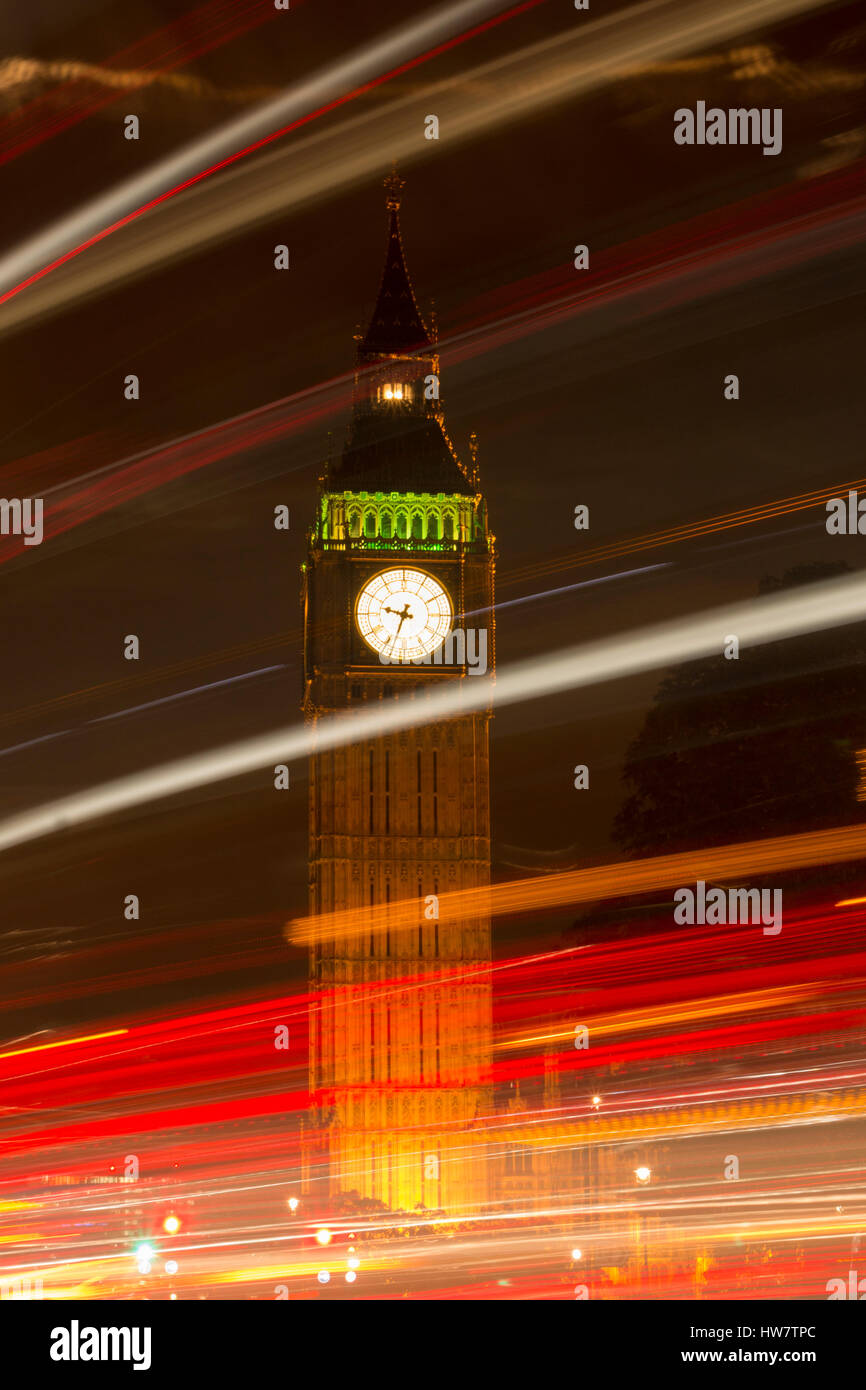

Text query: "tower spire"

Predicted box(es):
[360, 168, 432, 356]
[384, 163, 404, 211]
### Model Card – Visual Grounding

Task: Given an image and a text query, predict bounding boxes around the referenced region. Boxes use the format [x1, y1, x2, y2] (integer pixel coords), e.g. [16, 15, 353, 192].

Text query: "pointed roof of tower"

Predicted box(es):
[334, 412, 474, 495]
[359, 170, 433, 356]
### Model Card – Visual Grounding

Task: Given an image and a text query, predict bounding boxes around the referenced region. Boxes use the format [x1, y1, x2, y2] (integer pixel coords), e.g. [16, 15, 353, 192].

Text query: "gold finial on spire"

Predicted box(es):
[384, 163, 405, 211]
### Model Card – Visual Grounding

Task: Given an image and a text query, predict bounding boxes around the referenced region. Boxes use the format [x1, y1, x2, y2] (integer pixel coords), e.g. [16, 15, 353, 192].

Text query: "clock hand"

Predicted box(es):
[383, 603, 413, 633]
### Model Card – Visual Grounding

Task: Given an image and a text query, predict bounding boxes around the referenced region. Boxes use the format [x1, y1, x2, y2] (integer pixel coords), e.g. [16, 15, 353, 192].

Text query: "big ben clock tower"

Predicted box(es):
[301, 173, 494, 1214]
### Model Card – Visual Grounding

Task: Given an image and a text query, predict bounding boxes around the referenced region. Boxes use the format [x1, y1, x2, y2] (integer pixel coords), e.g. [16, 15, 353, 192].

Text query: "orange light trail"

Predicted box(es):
[288, 819, 866, 944]
[503, 473, 866, 591]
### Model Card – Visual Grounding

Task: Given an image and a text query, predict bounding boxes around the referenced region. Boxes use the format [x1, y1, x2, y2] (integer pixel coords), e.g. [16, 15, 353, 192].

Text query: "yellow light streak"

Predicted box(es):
[497, 980, 857, 1050]
[0, 1028, 128, 1061]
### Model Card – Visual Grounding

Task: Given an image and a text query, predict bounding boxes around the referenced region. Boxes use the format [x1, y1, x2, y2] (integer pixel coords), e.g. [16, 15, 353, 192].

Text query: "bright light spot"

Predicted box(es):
[347, 1256, 360, 1270]
[170, 1293, 177, 1300]
[317, 1270, 330, 1284]
[315, 1228, 332, 1246]
[165, 1260, 178, 1275]
[288, 1197, 299, 1212]
[137, 1261, 152, 1275]
[635, 1166, 652, 1183]
[134, 1244, 155, 1263]
[571, 1248, 582, 1261]
[591, 1095, 601, 1107]
[163, 1214, 181, 1235]
[345, 1270, 357, 1283]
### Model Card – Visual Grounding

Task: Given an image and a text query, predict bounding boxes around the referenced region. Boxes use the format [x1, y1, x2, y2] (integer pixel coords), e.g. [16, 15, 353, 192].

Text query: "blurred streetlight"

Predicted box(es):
[134, 1242, 154, 1272]
[633, 1165, 652, 1288]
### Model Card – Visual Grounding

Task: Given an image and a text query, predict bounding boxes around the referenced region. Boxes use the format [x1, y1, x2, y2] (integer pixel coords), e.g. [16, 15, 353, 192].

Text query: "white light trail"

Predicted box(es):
[0, 569, 864, 854]
[0, 0, 510, 305]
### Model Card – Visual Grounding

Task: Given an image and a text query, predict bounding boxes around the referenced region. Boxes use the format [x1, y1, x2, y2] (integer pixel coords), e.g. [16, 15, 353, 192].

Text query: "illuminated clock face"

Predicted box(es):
[355, 568, 452, 661]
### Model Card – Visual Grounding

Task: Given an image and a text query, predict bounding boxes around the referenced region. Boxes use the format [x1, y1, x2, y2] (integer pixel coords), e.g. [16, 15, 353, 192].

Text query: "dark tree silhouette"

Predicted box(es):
[613, 563, 866, 857]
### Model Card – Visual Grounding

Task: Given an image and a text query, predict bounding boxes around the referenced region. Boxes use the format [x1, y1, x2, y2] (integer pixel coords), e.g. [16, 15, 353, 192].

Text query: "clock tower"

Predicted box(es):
[302, 173, 495, 1214]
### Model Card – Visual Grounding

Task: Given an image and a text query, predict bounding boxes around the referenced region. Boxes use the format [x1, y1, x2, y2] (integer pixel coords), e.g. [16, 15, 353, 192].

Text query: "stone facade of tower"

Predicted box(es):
[300, 175, 495, 1214]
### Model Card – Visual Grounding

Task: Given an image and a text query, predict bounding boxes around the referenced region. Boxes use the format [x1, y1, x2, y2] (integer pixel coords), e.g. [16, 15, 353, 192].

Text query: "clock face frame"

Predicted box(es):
[355, 567, 453, 662]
